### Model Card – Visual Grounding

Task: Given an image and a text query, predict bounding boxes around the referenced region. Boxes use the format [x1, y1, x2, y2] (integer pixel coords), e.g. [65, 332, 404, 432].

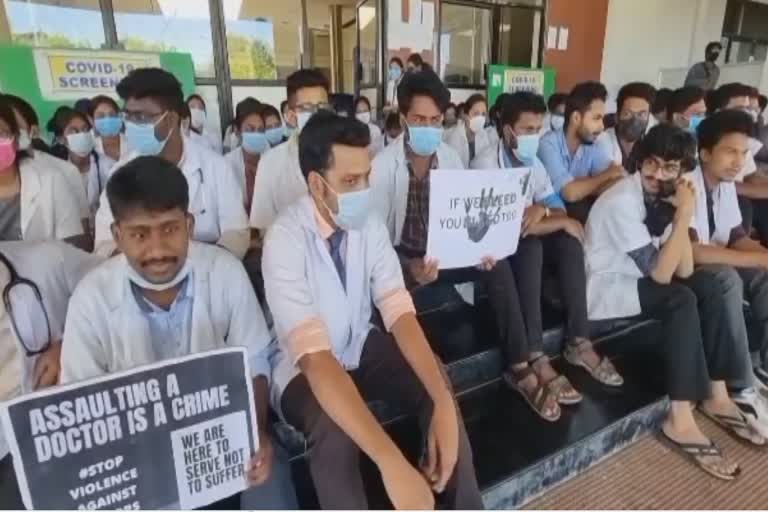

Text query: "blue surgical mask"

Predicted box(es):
[321, 177, 371, 231]
[688, 114, 704, 134]
[407, 125, 443, 157]
[550, 114, 565, 131]
[95, 116, 123, 137]
[125, 112, 172, 156]
[265, 127, 284, 146]
[389, 65, 402, 81]
[241, 131, 269, 155]
[514, 133, 540, 164]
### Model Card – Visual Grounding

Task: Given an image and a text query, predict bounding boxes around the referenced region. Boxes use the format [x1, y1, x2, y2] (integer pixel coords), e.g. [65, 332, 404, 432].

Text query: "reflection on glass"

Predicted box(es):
[1, 0, 105, 49]
[440, 3, 491, 85]
[358, 1, 377, 85]
[225, 0, 302, 80]
[113, 0, 215, 77]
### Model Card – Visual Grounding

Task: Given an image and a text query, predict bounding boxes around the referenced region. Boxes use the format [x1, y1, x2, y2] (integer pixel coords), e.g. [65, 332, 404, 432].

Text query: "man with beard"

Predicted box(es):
[585, 123, 763, 480]
[538, 81, 624, 223]
[597, 82, 656, 169]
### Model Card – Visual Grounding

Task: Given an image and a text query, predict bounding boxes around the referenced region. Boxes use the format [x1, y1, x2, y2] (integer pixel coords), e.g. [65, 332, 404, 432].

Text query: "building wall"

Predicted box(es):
[543, 0, 609, 94]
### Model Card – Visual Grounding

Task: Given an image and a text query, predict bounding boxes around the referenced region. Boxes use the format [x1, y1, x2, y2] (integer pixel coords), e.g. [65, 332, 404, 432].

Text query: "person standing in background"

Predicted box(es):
[186, 94, 223, 153]
[355, 96, 384, 156]
[684, 41, 723, 91]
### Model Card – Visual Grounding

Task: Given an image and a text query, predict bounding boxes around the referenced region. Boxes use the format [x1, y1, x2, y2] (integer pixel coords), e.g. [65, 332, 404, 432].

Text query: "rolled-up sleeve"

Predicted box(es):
[591, 143, 615, 175]
[538, 133, 573, 193]
[369, 219, 415, 330]
[263, 223, 332, 364]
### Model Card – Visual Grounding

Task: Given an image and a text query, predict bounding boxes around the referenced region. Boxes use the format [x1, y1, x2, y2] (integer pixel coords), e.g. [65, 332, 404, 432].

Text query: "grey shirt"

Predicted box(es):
[0, 195, 22, 241]
[684, 61, 720, 91]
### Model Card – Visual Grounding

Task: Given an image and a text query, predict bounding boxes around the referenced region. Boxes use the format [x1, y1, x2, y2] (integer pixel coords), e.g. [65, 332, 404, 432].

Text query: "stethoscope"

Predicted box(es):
[0, 252, 52, 356]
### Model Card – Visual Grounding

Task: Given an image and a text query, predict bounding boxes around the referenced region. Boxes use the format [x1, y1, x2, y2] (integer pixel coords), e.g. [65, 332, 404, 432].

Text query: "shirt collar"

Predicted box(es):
[313, 200, 336, 240]
[131, 277, 192, 314]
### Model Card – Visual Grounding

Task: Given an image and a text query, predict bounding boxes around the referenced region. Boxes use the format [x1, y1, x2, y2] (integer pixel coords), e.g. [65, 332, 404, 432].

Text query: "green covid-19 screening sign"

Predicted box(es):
[0, 44, 196, 135]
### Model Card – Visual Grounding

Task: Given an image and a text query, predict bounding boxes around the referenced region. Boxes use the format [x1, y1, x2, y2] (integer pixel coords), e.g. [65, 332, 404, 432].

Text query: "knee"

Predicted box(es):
[666, 282, 698, 313]
[518, 236, 544, 261]
[707, 265, 744, 298]
[553, 231, 584, 259]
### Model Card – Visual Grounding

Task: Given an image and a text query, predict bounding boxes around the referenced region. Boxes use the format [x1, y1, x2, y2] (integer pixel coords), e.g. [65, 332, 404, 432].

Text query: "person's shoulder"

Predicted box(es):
[188, 241, 244, 276]
[70, 253, 119, 300]
[470, 142, 499, 170]
[438, 141, 464, 168]
[224, 146, 242, 164]
[372, 136, 402, 167]
[539, 129, 560, 147]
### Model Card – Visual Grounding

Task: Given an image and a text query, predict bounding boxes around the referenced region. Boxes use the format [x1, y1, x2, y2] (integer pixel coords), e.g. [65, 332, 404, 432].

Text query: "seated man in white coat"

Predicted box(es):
[264, 112, 482, 509]
[0, 241, 101, 509]
[61, 157, 297, 510]
[596, 82, 656, 169]
[585, 123, 763, 480]
[92, 68, 249, 260]
[250, 69, 332, 231]
[471, 91, 622, 422]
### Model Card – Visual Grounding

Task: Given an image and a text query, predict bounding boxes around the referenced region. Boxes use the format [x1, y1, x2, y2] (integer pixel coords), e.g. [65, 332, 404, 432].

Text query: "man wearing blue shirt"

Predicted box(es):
[538, 82, 623, 223]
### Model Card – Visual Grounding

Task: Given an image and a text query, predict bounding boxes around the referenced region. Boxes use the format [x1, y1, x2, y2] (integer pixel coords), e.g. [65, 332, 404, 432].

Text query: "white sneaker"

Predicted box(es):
[731, 386, 768, 439]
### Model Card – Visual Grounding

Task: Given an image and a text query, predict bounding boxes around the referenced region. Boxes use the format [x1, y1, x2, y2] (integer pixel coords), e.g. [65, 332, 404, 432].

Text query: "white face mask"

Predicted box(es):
[468, 115, 486, 134]
[66, 131, 95, 157]
[297, 111, 313, 132]
[125, 256, 192, 292]
[17, 130, 31, 151]
[356, 112, 371, 124]
[190, 108, 206, 130]
[550, 114, 565, 131]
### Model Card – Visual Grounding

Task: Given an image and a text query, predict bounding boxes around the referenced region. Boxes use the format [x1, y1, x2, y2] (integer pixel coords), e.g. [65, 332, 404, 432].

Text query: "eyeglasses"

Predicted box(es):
[0, 252, 52, 356]
[641, 157, 681, 179]
[295, 103, 334, 114]
[121, 110, 168, 125]
[619, 111, 650, 121]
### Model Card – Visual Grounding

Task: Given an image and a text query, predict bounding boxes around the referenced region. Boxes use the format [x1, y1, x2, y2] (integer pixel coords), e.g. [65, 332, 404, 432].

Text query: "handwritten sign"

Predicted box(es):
[33, 49, 160, 101]
[1, 348, 257, 510]
[426, 169, 528, 269]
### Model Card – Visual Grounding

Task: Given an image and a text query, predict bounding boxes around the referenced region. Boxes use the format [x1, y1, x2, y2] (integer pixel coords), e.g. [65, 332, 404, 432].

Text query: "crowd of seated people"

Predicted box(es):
[4, 53, 768, 511]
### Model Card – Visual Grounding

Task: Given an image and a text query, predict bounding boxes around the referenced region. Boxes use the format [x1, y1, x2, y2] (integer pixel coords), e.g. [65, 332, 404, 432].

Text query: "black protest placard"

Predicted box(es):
[1, 347, 258, 510]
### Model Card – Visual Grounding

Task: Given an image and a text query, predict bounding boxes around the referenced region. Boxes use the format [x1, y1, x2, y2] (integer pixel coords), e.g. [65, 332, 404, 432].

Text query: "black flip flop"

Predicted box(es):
[699, 407, 768, 448]
[658, 431, 740, 481]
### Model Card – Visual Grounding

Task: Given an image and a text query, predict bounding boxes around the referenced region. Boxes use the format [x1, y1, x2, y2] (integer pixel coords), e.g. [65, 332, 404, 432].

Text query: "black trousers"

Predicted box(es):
[637, 267, 749, 401]
[0, 455, 23, 510]
[280, 330, 483, 510]
[737, 196, 768, 248]
[565, 198, 596, 226]
[738, 266, 768, 367]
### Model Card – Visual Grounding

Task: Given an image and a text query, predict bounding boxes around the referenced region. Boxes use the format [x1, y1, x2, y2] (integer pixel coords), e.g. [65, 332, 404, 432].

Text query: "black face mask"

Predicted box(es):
[644, 180, 677, 237]
[616, 117, 648, 143]
[706, 51, 720, 63]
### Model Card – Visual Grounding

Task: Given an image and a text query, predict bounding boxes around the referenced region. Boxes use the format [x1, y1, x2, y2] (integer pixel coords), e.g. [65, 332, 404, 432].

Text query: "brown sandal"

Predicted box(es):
[564, 339, 624, 387]
[503, 366, 561, 422]
[530, 354, 582, 405]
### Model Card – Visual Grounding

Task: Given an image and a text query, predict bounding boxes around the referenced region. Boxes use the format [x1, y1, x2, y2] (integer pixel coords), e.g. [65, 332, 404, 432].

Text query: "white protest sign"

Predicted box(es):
[1, 347, 258, 510]
[426, 169, 528, 269]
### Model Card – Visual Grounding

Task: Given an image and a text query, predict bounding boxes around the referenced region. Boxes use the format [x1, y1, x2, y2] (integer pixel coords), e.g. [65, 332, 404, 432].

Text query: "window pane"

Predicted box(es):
[113, 0, 215, 78]
[1, 0, 105, 49]
[498, 7, 536, 67]
[359, 0, 377, 85]
[440, 3, 491, 86]
[225, 0, 302, 80]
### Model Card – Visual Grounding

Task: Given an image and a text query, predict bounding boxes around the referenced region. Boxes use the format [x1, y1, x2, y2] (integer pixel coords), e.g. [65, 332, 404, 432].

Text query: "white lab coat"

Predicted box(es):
[366, 123, 385, 156]
[585, 173, 662, 320]
[444, 120, 492, 169]
[16, 157, 83, 242]
[734, 137, 765, 182]
[689, 166, 741, 246]
[94, 134, 130, 178]
[0, 241, 102, 460]
[30, 150, 89, 222]
[93, 137, 250, 258]
[250, 134, 307, 230]
[370, 134, 464, 245]
[61, 242, 274, 384]
[263, 196, 409, 413]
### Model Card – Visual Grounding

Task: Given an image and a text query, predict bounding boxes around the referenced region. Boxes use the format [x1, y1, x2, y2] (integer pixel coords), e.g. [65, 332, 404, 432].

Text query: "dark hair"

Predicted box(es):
[179, 103, 192, 122]
[0, 99, 29, 164]
[630, 123, 697, 174]
[407, 53, 424, 67]
[74, 98, 92, 117]
[286, 69, 330, 103]
[384, 111, 402, 132]
[397, 68, 450, 115]
[445, 102, 457, 114]
[186, 94, 206, 111]
[390, 57, 404, 68]
[117, 68, 184, 113]
[47, 106, 74, 136]
[707, 82, 754, 112]
[759, 95, 768, 113]
[652, 88, 673, 115]
[260, 104, 281, 122]
[280, 100, 289, 114]
[89, 95, 120, 117]
[235, 100, 264, 130]
[107, 155, 189, 221]
[667, 86, 706, 118]
[616, 82, 656, 113]
[463, 94, 486, 115]
[499, 92, 546, 132]
[2, 94, 39, 127]
[547, 92, 567, 113]
[705, 41, 722, 55]
[564, 81, 607, 130]
[355, 96, 371, 111]
[59, 109, 92, 131]
[697, 109, 754, 152]
[298, 111, 370, 181]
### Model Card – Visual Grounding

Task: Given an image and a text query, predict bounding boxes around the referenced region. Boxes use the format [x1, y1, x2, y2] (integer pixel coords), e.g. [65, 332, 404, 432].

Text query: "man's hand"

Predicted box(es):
[246, 431, 274, 486]
[667, 178, 696, 222]
[560, 218, 586, 244]
[422, 396, 460, 493]
[380, 456, 435, 509]
[33, 340, 61, 389]
[606, 165, 625, 181]
[476, 256, 496, 272]
[408, 257, 439, 286]
[522, 205, 547, 236]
